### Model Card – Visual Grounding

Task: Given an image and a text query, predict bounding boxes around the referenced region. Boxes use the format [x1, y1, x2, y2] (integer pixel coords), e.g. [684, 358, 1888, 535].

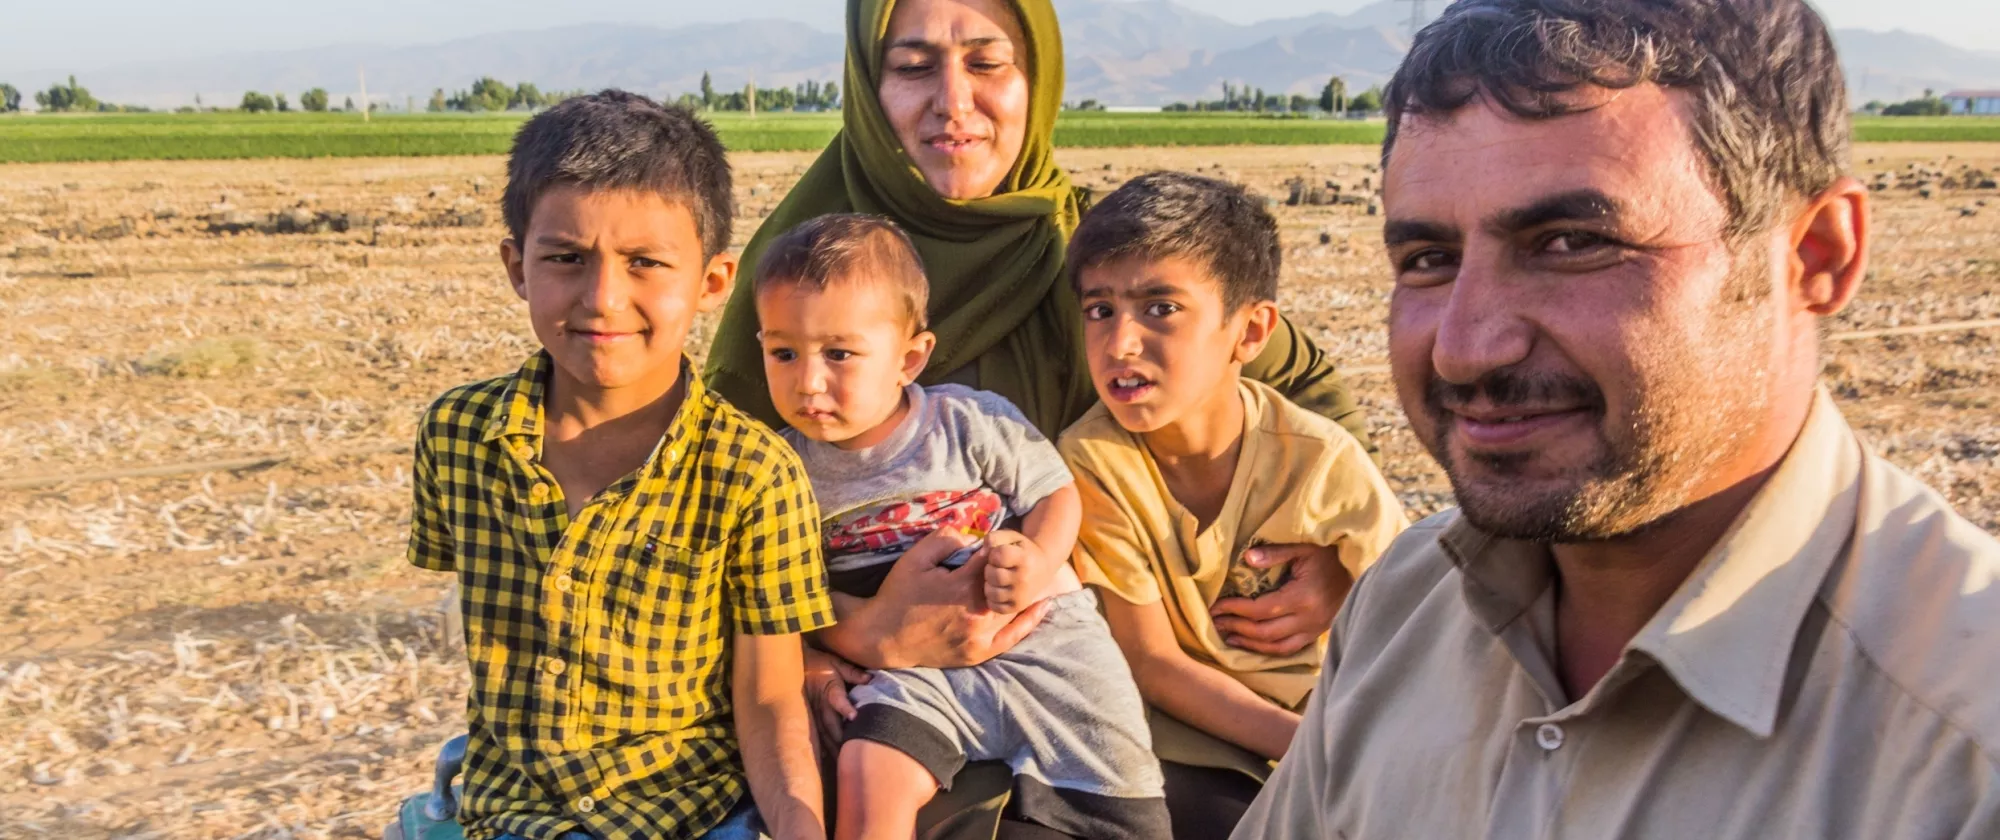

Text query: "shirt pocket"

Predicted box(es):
[602, 535, 727, 700]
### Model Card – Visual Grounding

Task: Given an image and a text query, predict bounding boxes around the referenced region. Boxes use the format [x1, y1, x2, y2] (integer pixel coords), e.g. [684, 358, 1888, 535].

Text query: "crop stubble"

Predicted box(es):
[1, 144, 1997, 838]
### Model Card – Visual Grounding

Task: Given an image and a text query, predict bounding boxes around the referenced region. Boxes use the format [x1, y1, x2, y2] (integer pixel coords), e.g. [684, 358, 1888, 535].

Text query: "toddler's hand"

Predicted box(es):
[978, 530, 1047, 615]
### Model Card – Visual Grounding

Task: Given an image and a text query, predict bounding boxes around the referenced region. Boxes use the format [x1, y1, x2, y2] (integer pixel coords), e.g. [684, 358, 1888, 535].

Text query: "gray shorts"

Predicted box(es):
[844, 589, 1168, 840]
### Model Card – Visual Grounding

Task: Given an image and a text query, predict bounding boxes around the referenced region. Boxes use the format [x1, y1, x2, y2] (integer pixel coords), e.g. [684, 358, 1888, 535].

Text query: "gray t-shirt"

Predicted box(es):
[781, 384, 1072, 575]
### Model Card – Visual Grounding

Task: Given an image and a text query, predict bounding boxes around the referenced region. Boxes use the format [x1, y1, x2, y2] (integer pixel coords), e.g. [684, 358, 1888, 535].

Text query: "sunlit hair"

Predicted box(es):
[1383, 0, 1850, 239]
[1067, 171, 1280, 312]
[502, 89, 734, 259]
[755, 214, 931, 333]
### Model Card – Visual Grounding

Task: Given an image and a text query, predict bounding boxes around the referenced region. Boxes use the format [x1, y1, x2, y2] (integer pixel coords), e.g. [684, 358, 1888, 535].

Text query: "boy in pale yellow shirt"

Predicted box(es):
[1057, 171, 1406, 830]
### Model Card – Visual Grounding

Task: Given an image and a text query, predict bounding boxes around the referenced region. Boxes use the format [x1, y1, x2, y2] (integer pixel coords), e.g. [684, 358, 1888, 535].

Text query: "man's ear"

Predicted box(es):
[902, 330, 938, 386]
[698, 252, 739, 312]
[1787, 176, 1869, 317]
[1233, 300, 1281, 365]
[502, 238, 528, 301]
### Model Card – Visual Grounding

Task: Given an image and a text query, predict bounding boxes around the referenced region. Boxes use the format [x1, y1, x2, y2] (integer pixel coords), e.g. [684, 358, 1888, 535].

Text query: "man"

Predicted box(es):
[1233, 1, 2000, 838]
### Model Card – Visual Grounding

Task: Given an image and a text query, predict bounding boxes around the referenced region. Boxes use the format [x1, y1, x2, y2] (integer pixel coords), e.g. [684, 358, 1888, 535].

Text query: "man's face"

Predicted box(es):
[503, 186, 731, 397]
[1383, 85, 1785, 541]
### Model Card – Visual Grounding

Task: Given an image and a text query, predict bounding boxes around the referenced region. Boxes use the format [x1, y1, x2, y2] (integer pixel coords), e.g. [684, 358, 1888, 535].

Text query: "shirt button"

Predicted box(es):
[1536, 723, 1566, 751]
[544, 657, 566, 676]
[575, 795, 596, 813]
[553, 574, 574, 593]
[528, 483, 550, 503]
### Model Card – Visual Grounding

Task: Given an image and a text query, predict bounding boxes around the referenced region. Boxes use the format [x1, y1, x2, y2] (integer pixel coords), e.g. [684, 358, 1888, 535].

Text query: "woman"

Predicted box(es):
[703, 1, 1376, 836]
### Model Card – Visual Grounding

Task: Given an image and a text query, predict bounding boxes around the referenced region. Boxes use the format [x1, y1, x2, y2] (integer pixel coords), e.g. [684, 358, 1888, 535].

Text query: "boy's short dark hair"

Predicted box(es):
[754, 214, 931, 333]
[502, 90, 734, 259]
[1068, 172, 1280, 312]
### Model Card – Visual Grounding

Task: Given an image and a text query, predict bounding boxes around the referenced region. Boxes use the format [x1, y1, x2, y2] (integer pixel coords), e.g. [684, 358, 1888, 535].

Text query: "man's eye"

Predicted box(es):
[769, 349, 796, 363]
[1544, 231, 1610, 254]
[1400, 249, 1457, 272]
[1082, 303, 1112, 321]
[825, 349, 855, 362]
[1143, 302, 1181, 318]
[545, 253, 581, 264]
[630, 256, 662, 269]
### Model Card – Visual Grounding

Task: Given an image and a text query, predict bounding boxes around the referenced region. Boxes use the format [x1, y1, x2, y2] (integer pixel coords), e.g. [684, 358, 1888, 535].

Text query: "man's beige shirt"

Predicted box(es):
[1234, 391, 2000, 839]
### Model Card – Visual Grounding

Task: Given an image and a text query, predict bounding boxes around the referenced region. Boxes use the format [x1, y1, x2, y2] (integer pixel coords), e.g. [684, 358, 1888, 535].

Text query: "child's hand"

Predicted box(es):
[978, 530, 1051, 615]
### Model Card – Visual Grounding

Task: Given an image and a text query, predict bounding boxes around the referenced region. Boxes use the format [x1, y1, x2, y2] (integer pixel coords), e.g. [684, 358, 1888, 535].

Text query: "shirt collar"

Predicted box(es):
[483, 351, 710, 457]
[1441, 389, 1864, 737]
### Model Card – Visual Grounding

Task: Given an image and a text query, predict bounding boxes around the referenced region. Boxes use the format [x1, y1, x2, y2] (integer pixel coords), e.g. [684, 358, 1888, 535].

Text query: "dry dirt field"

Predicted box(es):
[2, 144, 1997, 838]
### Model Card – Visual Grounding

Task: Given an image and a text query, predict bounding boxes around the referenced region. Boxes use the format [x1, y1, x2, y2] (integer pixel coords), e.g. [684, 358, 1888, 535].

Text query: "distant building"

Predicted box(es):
[1942, 90, 2000, 115]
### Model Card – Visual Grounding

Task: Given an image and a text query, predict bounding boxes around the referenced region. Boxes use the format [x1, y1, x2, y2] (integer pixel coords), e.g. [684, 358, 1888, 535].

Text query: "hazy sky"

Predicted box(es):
[2, 0, 1995, 77]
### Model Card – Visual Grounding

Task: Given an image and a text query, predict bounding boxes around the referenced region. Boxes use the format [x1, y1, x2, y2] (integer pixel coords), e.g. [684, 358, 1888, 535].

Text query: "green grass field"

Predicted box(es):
[2, 111, 1996, 164]
[0, 111, 1392, 163]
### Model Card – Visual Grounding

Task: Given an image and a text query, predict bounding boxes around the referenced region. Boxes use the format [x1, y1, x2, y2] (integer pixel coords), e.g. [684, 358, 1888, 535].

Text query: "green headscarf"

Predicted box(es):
[703, 0, 1096, 436]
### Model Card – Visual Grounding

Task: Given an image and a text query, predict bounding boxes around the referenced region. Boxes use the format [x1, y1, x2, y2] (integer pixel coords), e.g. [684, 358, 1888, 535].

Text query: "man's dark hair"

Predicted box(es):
[755, 214, 930, 333]
[502, 90, 734, 258]
[1068, 171, 1280, 312]
[1383, 0, 1850, 239]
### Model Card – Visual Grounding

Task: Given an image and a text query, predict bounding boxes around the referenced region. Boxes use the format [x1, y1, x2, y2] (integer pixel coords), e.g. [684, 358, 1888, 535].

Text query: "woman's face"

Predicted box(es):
[878, 0, 1032, 200]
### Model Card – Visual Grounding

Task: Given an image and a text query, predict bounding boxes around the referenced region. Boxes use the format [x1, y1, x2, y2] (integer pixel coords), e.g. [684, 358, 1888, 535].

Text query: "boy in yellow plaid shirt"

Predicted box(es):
[407, 91, 833, 840]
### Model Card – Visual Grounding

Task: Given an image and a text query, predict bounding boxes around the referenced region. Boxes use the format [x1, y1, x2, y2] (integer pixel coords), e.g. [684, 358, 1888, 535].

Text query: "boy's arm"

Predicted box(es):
[408, 423, 456, 572]
[980, 483, 1081, 614]
[732, 631, 826, 840]
[1101, 590, 1301, 761]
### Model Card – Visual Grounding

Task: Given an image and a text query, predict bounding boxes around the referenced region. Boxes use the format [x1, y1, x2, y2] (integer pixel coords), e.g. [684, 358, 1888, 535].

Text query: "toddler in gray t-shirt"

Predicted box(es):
[751, 214, 1166, 840]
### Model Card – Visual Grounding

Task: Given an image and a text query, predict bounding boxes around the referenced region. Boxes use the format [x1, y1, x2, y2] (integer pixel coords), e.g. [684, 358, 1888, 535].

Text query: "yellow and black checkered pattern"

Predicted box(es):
[409, 352, 832, 840]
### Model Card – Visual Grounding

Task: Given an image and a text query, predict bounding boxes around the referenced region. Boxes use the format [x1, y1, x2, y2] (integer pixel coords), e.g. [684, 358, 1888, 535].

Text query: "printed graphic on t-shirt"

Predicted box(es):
[825, 488, 1004, 569]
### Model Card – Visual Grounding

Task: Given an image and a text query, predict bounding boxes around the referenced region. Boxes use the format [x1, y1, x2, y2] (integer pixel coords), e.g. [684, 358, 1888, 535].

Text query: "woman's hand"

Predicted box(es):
[824, 527, 1052, 670]
[802, 648, 870, 768]
[1209, 542, 1354, 656]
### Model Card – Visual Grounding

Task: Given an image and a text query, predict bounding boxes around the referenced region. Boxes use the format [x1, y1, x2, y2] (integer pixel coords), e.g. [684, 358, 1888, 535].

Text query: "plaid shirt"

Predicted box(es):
[409, 352, 833, 840]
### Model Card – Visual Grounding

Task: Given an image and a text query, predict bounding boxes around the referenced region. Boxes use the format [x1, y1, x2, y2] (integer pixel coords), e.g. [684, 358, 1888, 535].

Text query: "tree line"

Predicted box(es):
[1164, 76, 1383, 115]
[1863, 89, 1956, 117]
[1, 76, 147, 113]
[0, 72, 842, 115]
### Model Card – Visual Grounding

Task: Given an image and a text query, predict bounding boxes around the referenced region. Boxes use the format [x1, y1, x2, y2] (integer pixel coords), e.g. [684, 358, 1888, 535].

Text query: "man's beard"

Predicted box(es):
[1424, 371, 1689, 542]
[1421, 273, 1774, 544]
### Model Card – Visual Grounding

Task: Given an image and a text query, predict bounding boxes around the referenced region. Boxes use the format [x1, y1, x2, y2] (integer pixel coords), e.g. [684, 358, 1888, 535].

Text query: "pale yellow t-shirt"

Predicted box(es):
[1058, 378, 1407, 708]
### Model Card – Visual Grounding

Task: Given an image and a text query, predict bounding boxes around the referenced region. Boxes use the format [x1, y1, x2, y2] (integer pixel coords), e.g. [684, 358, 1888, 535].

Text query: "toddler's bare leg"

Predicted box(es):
[834, 739, 938, 840]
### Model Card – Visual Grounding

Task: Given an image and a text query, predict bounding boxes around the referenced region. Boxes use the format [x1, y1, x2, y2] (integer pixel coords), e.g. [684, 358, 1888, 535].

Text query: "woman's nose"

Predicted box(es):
[932, 60, 975, 118]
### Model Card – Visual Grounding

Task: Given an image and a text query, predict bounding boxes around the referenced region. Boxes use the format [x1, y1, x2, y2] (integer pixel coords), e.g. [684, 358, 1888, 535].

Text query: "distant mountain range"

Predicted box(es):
[7, 0, 1998, 109]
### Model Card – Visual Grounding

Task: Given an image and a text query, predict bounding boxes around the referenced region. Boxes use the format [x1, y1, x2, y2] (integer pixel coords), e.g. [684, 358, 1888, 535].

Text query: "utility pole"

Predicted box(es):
[1403, 0, 1427, 39]
[358, 66, 369, 122]
[749, 73, 757, 118]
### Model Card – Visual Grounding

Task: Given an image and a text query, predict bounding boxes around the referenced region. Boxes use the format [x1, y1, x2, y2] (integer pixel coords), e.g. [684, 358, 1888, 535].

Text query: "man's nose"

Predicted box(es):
[1431, 254, 1534, 385]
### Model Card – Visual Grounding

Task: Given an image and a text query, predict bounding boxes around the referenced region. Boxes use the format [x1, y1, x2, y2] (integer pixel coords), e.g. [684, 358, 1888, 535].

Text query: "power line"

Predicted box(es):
[1404, 0, 1428, 39]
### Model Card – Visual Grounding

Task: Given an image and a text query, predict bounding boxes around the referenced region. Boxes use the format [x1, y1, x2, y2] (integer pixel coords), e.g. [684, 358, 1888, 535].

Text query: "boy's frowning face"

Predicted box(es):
[1079, 254, 1275, 436]
[503, 186, 732, 397]
[757, 279, 935, 450]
